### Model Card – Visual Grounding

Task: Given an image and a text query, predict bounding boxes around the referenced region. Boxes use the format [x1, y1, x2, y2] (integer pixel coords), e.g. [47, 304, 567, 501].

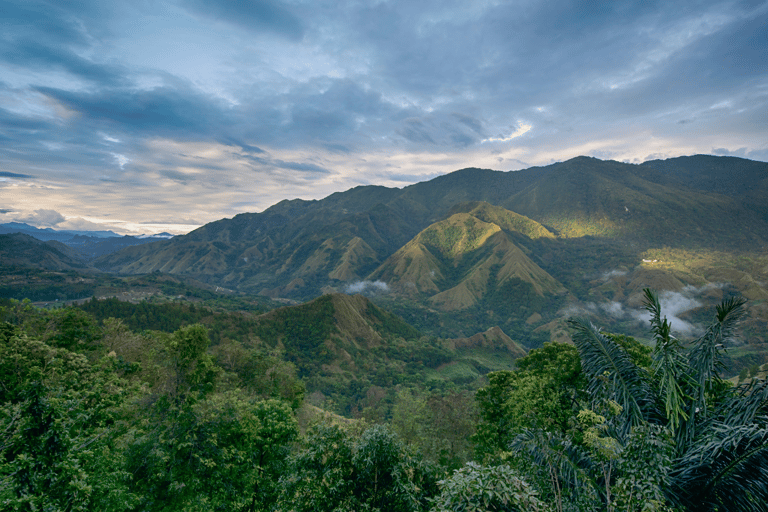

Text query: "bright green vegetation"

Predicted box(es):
[2, 288, 766, 511]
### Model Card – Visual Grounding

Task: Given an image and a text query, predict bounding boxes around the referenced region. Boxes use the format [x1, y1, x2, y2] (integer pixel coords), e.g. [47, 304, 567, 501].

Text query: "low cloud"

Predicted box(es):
[16, 208, 66, 227]
[630, 290, 702, 336]
[565, 284, 725, 337]
[600, 269, 628, 281]
[344, 280, 390, 295]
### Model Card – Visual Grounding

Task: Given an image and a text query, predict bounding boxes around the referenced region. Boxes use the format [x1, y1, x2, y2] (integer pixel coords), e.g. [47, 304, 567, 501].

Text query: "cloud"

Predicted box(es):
[182, 0, 304, 40]
[344, 280, 390, 295]
[565, 283, 727, 336]
[629, 290, 704, 336]
[0, 0, 764, 235]
[0, 171, 34, 179]
[16, 209, 66, 227]
[0, 39, 126, 87]
[35, 85, 229, 139]
[272, 160, 330, 174]
[482, 123, 532, 143]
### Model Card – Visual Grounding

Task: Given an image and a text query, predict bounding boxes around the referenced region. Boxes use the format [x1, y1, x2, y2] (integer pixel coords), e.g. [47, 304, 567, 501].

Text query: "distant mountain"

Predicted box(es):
[94, 155, 768, 300]
[0, 223, 175, 259]
[0, 222, 120, 240]
[0, 233, 90, 270]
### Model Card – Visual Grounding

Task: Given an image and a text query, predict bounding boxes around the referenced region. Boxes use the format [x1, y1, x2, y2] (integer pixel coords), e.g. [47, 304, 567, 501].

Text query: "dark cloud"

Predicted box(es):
[273, 160, 330, 174]
[0, 39, 126, 86]
[3, 1, 94, 47]
[0, 107, 53, 131]
[398, 118, 436, 145]
[0, 171, 34, 179]
[182, 0, 304, 40]
[159, 169, 194, 184]
[35, 85, 229, 139]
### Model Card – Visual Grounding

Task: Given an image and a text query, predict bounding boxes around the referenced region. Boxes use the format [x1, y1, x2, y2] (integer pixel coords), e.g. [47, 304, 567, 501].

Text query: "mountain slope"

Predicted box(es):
[92, 155, 768, 301]
[369, 205, 563, 310]
[0, 233, 89, 270]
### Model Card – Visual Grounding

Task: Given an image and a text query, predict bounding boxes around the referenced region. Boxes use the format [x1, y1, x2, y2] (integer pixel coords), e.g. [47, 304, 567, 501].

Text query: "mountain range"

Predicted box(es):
[3, 155, 768, 365]
[92, 155, 768, 297]
[0, 222, 174, 259]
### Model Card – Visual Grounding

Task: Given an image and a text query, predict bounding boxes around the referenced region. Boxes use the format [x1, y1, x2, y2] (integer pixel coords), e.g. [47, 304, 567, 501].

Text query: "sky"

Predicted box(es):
[1, 0, 767, 236]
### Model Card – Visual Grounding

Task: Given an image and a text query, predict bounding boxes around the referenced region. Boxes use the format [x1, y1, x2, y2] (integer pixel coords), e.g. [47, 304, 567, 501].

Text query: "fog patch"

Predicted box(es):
[561, 301, 627, 320]
[344, 280, 390, 295]
[562, 284, 725, 336]
[601, 269, 628, 281]
[629, 291, 700, 335]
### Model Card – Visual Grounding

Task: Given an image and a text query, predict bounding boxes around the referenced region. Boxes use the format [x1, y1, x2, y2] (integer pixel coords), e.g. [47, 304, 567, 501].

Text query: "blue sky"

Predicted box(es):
[1, 0, 766, 235]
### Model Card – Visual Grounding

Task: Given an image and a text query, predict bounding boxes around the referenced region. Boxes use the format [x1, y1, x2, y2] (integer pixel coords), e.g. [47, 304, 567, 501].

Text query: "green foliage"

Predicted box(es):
[562, 289, 768, 511]
[125, 395, 298, 511]
[212, 340, 305, 408]
[366, 301, 423, 340]
[162, 324, 219, 401]
[78, 297, 207, 333]
[613, 424, 675, 512]
[390, 389, 476, 468]
[255, 295, 337, 375]
[431, 462, 548, 512]
[280, 423, 438, 512]
[0, 333, 139, 510]
[473, 343, 586, 460]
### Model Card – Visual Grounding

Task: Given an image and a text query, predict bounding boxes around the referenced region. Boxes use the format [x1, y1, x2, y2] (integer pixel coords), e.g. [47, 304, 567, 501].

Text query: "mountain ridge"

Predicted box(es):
[92, 155, 768, 300]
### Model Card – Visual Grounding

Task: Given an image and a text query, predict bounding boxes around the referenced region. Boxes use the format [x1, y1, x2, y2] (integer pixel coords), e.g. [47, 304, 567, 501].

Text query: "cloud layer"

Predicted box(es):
[1, 0, 767, 234]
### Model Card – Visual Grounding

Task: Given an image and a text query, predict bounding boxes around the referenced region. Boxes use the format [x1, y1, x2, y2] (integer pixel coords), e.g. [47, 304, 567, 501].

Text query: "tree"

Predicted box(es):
[562, 289, 768, 511]
[473, 343, 586, 461]
[124, 394, 298, 511]
[431, 462, 549, 512]
[279, 423, 438, 512]
[0, 330, 139, 510]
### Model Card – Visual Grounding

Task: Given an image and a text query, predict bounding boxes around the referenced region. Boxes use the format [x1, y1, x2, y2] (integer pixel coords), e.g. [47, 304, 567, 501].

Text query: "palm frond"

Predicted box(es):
[669, 422, 768, 511]
[679, 296, 747, 448]
[716, 378, 768, 428]
[688, 295, 746, 403]
[568, 317, 656, 435]
[511, 428, 598, 502]
[644, 289, 693, 431]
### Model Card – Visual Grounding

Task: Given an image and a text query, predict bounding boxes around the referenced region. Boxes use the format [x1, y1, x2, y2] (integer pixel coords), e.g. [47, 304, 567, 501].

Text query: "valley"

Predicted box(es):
[3, 155, 768, 375]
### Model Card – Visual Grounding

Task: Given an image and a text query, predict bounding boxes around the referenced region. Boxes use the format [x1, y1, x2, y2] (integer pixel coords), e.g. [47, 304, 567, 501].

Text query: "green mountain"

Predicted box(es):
[369, 203, 562, 310]
[94, 155, 768, 299]
[3, 155, 759, 367]
[240, 292, 526, 411]
[0, 233, 89, 271]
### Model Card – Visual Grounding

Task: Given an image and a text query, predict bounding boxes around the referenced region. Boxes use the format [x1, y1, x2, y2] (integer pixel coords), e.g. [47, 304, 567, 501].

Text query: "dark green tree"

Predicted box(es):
[556, 289, 768, 511]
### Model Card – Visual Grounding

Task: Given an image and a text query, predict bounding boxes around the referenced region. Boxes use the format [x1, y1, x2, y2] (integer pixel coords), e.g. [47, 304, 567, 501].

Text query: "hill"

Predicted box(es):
[0, 233, 89, 270]
[370, 203, 563, 310]
[7, 155, 768, 370]
[93, 155, 768, 298]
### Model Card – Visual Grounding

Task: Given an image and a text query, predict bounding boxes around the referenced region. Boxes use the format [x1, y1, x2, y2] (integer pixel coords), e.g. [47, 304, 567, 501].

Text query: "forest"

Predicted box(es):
[1, 289, 767, 511]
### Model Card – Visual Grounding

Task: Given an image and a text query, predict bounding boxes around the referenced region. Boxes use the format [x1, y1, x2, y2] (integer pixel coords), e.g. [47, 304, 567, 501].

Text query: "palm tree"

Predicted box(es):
[565, 289, 768, 511]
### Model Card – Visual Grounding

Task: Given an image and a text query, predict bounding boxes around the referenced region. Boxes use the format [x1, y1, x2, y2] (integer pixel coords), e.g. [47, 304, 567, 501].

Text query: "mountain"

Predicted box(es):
[6, 155, 765, 367]
[370, 202, 563, 310]
[0, 222, 120, 240]
[0, 223, 175, 259]
[0, 233, 90, 270]
[245, 292, 527, 410]
[94, 155, 768, 297]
